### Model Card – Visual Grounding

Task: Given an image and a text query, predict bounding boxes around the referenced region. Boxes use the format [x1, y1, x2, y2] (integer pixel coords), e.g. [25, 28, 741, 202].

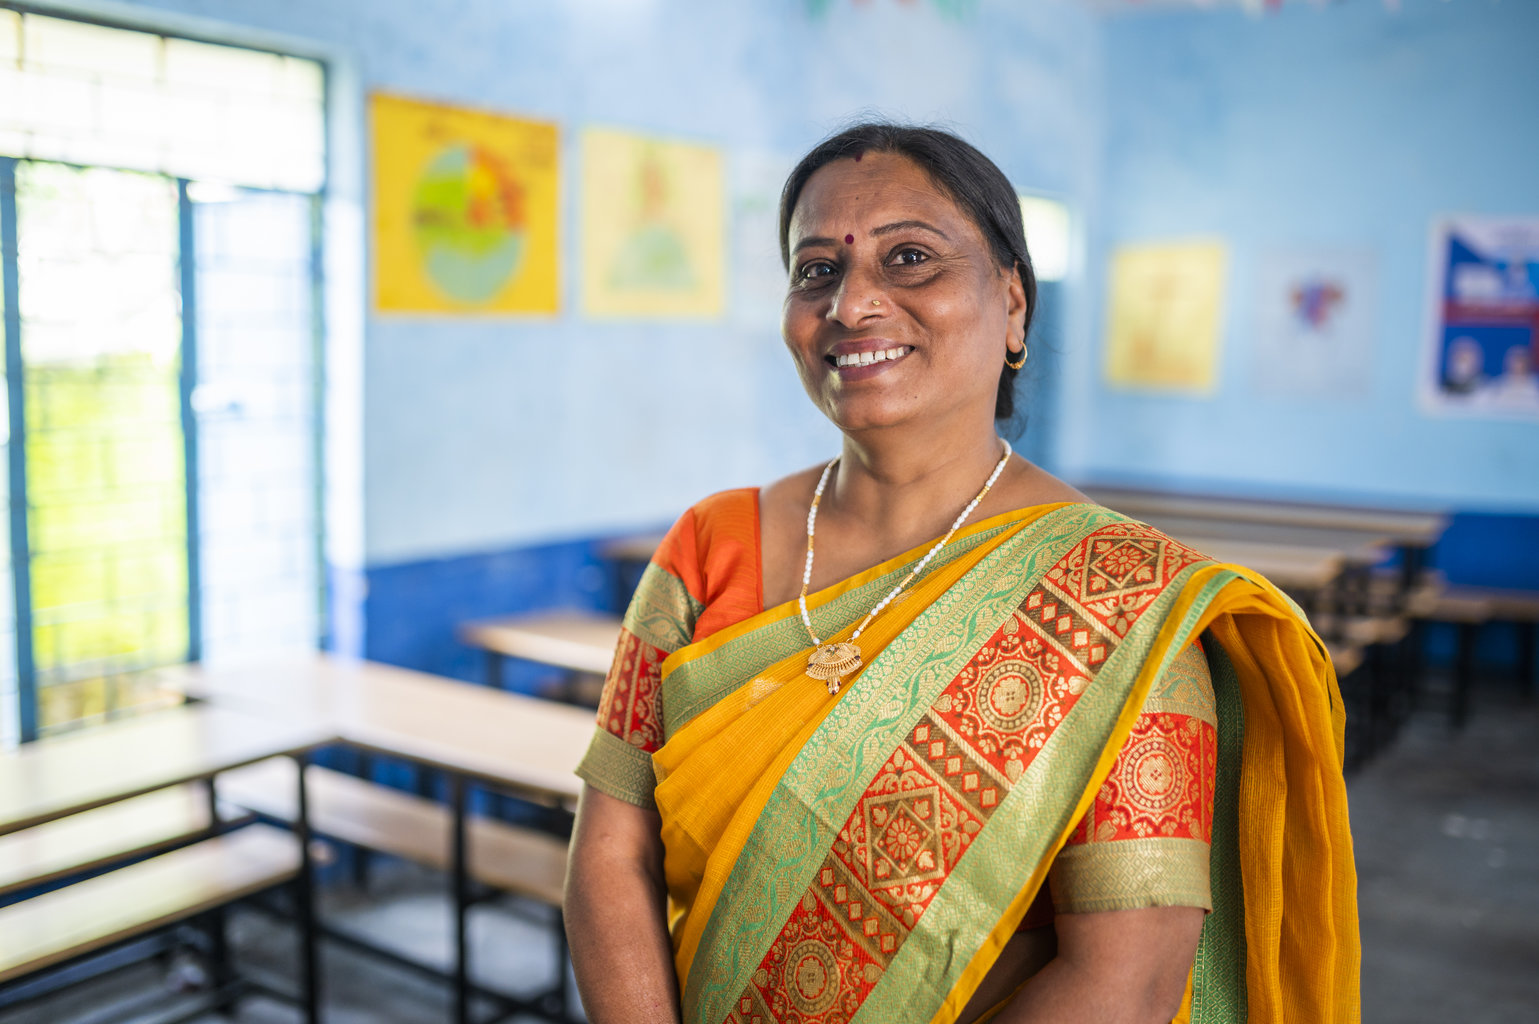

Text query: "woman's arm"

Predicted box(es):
[564, 786, 681, 1024]
[995, 905, 1205, 1024]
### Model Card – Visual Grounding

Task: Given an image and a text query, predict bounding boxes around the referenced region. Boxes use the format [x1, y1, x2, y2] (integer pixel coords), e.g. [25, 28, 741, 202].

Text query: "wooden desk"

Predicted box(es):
[157, 655, 595, 1024]
[1134, 513, 1395, 556]
[1083, 486, 1448, 547]
[0, 703, 328, 1021]
[1177, 537, 1350, 592]
[458, 610, 620, 677]
[0, 704, 330, 837]
[159, 656, 595, 804]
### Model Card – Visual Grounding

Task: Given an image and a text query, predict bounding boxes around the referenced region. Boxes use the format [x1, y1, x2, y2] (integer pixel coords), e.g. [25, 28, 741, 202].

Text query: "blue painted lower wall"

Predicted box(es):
[360, 536, 627, 694]
[1431, 513, 1539, 591]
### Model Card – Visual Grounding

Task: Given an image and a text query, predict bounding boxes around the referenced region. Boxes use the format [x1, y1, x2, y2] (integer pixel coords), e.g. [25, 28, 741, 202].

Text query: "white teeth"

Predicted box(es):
[835, 347, 909, 368]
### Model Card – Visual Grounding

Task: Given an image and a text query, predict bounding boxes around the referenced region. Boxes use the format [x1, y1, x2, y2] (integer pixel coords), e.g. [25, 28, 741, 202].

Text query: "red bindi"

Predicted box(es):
[844, 234, 854, 245]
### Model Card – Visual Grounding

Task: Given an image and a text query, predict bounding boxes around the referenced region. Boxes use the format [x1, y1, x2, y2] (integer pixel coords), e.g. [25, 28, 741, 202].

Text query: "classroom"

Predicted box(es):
[1, 0, 1536, 1021]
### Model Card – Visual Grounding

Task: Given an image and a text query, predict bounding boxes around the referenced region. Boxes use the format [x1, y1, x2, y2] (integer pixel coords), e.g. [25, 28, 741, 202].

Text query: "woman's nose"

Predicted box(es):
[825, 272, 888, 328]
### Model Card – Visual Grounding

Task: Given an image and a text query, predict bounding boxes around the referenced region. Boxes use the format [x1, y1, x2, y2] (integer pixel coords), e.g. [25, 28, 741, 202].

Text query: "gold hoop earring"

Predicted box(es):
[1005, 346, 1027, 371]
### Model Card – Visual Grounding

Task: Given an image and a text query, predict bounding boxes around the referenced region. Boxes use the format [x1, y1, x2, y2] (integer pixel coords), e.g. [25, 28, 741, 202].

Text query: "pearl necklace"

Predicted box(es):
[799, 439, 1013, 695]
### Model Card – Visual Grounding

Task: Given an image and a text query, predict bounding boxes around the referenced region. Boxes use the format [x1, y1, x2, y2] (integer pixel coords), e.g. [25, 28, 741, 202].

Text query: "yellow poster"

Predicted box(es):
[1103, 240, 1228, 392]
[581, 127, 724, 318]
[372, 93, 559, 314]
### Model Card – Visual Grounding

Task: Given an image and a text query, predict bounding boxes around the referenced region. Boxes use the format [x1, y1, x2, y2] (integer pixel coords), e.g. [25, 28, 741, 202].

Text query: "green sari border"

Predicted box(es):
[854, 568, 1239, 1023]
[685, 504, 1125, 1023]
[627, 561, 704, 654]
[1190, 639, 1248, 1024]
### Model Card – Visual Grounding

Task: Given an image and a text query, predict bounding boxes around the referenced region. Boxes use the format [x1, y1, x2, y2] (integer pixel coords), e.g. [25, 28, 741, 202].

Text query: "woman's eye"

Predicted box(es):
[797, 261, 836, 282]
[891, 248, 928, 267]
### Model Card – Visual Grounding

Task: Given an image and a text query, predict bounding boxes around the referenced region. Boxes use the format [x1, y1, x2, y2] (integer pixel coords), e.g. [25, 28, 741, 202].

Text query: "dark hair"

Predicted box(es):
[779, 122, 1037, 421]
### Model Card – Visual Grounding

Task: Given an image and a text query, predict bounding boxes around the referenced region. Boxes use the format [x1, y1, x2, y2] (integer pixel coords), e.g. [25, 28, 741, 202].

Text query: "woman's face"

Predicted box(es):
[782, 151, 1025, 436]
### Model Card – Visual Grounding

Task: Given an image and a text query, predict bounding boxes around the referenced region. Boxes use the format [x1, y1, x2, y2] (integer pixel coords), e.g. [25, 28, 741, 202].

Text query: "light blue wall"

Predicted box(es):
[60, 0, 1105, 566]
[1065, 0, 1539, 511]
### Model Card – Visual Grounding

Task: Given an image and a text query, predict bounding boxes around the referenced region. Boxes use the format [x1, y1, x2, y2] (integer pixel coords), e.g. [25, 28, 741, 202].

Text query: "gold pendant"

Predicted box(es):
[806, 641, 863, 695]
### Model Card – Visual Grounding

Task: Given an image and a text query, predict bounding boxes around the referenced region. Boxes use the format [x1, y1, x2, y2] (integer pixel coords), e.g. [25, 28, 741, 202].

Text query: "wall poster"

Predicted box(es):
[581, 127, 724, 318]
[1102, 240, 1228, 393]
[1252, 248, 1378, 398]
[372, 93, 559, 314]
[1423, 216, 1539, 416]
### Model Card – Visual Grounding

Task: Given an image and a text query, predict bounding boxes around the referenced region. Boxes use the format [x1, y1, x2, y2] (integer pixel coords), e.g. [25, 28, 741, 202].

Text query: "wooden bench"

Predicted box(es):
[1314, 613, 1410, 648]
[0, 783, 254, 899]
[0, 823, 300, 984]
[218, 758, 568, 908]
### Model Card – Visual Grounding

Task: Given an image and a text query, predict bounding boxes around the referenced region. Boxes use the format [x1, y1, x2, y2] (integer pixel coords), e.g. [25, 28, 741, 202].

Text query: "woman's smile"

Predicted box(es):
[826, 342, 914, 376]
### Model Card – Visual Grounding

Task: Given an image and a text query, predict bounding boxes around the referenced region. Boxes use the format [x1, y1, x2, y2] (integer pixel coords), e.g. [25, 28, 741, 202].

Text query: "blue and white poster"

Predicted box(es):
[1423, 217, 1539, 417]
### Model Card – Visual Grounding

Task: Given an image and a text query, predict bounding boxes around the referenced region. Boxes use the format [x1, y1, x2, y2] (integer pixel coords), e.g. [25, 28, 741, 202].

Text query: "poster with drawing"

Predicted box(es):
[1422, 217, 1539, 417]
[581, 128, 724, 318]
[1102, 240, 1228, 393]
[1252, 248, 1378, 398]
[372, 93, 559, 314]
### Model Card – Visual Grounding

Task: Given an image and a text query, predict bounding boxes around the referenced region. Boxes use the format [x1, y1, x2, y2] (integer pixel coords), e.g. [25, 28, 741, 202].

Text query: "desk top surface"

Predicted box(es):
[458, 610, 621, 675]
[1135, 513, 1395, 554]
[0, 704, 331, 835]
[1083, 487, 1448, 544]
[160, 656, 596, 801]
[1175, 537, 1353, 590]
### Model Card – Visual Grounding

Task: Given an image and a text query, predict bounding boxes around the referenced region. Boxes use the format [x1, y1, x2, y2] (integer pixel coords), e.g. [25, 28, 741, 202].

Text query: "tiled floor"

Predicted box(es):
[4, 676, 1536, 1023]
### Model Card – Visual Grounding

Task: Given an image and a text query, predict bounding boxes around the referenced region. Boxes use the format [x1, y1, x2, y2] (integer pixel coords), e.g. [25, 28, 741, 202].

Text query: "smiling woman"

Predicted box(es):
[563, 123, 1360, 1024]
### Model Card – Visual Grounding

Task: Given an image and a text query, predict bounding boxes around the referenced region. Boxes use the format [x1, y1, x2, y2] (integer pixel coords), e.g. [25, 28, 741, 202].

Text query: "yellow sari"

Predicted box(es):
[577, 498, 1359, 1024]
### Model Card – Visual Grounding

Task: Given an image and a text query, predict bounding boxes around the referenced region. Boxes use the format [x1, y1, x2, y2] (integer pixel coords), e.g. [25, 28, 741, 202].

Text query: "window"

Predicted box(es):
[0, 7, 326, 744]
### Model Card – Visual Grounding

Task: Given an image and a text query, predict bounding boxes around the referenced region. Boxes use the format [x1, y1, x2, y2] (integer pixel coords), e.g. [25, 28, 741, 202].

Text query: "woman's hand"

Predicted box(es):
[564, 786, 682, 1024]
[993, 905, 1205, 1024]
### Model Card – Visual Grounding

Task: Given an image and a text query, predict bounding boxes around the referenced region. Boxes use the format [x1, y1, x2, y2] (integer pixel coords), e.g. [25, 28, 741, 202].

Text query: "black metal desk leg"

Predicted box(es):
[1453, 622, 1479, 730]
[201, 777, 234, 1001]
[1397, 544, 1417, 598]
[1518, 622, 1536, 703]
[293, 753, 322, 1024]
[352, 750, 375, 891]
[451, 774, 471, 1024]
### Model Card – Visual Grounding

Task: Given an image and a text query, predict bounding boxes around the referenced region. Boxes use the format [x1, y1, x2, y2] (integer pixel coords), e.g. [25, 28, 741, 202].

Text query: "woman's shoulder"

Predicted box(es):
[758, 464, 828, 515]
[997, 456, 1090, 511]
[648, 487, 766, 638]
[654, 486, 761, 576]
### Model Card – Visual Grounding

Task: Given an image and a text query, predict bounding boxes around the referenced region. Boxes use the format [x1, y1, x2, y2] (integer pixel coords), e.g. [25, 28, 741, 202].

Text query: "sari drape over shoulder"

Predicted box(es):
[577, 494, 1360, 1024]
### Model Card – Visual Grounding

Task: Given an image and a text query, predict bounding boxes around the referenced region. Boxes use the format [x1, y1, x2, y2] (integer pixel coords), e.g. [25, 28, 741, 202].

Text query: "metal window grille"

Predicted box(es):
[0, 7, 326, 744]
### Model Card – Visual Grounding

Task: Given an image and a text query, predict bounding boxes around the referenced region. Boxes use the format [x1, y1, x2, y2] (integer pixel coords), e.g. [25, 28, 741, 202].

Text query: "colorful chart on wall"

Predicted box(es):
[1252, 248, 1378, 398]
[1103, 240, 1228, 393]
[372, 93, 559, 314]
[1422, 216, 1539, 418]
[581, 127, 724, 318]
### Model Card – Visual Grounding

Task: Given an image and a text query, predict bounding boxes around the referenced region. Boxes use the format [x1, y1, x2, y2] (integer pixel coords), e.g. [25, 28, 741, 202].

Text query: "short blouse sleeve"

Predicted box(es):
[1048, 640, 1219, 914]
[575, 510, 706, 810]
